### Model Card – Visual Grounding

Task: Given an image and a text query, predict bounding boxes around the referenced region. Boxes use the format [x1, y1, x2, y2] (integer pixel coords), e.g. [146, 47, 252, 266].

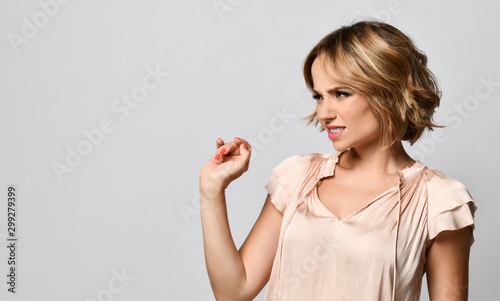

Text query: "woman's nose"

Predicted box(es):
[316, 101, 337, 121]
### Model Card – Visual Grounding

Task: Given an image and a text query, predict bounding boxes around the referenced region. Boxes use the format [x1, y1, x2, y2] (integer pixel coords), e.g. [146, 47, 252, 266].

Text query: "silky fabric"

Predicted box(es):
[263, 151, 477, 301]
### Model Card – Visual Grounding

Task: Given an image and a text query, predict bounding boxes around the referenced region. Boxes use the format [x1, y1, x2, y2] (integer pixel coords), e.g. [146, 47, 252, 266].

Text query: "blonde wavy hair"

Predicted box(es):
[303, 20, 443, 149]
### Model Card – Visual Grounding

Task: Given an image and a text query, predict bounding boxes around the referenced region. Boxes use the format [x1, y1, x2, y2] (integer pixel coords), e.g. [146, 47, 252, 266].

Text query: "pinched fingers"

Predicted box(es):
[213, 137, 251, 160]
[215, 140, 240, 159]
[233, 137, 252, 153]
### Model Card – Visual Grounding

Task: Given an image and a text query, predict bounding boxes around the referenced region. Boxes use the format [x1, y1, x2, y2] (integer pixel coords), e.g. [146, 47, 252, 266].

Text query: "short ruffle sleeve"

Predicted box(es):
[265, 156, 301, 214]
[265, 154, 326, 214]
[265, 172, 289, 214]
[426, 169, 477, 245]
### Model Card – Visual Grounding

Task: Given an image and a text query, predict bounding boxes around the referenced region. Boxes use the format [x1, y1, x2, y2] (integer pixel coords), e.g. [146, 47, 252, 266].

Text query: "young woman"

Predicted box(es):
[200, 20, 477, 301]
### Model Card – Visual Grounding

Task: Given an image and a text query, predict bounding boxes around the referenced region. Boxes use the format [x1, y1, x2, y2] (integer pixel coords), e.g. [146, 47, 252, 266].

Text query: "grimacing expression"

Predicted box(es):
[311, 55, 381, 152]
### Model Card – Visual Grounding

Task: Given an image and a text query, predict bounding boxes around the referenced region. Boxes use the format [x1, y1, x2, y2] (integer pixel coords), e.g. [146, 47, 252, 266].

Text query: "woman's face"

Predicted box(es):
[311, 55, 381, 152]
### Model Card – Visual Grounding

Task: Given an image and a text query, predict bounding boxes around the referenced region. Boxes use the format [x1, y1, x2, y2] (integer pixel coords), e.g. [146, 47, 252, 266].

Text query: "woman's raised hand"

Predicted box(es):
[200, 137, 252, 194]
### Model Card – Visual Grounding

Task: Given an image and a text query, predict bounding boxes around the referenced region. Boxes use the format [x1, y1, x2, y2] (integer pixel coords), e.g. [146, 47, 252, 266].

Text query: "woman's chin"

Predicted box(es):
[330, 142, 349, 153]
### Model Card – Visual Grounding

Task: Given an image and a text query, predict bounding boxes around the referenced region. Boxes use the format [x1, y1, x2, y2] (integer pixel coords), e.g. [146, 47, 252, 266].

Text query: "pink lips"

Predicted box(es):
[326, 126, 345, 139]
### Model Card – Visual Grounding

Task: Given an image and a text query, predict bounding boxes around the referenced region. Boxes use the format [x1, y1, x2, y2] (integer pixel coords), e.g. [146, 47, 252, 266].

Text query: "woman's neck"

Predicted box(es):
[337, 142, 416, 176]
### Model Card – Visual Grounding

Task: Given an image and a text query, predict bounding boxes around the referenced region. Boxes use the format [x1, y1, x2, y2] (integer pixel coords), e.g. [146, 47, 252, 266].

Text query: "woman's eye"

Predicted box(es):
[336, 91, 351, 98]
[313, 91, 351, 101]
[312, 94, 323, 101]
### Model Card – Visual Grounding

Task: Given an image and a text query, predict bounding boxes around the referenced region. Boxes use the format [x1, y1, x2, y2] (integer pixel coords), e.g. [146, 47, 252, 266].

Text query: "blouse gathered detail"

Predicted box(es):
[263, 151, 477, 301]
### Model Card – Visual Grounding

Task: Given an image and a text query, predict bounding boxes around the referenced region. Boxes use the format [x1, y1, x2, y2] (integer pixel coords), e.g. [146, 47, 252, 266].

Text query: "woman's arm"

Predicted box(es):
[425, 226, 473, 301]
[200, 138, 282, 300]
[201, 193, 282, 300]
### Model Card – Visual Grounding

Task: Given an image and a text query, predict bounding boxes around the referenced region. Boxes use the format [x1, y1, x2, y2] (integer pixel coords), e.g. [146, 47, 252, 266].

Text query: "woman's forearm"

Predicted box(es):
[200, 184, 248, 300]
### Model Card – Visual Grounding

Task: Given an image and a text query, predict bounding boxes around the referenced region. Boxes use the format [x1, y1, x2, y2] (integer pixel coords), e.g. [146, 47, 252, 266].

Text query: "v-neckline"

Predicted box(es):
[314, 183, 399, 221]
[313, 152, 423, 222]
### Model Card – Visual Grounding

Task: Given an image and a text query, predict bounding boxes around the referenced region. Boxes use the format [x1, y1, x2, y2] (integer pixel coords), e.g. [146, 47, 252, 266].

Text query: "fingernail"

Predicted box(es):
[242, 143, 247, 149]
[220, 148, 226, 155]
[217, 138, 222, 142]
[235, 137, 240, 140]
[215, 154, 221, 160]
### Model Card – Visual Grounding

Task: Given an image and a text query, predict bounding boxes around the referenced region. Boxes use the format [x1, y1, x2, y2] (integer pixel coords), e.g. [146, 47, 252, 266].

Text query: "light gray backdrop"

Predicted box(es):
[0, 0, 498, 300]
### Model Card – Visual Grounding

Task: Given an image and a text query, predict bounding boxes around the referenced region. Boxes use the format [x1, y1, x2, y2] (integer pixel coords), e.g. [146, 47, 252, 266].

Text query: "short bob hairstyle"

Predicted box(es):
[303, 20, 442, 149]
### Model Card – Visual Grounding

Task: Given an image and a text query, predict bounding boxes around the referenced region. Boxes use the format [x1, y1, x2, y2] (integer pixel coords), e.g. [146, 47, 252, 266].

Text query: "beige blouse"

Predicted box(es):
[264, 151, 477, 301]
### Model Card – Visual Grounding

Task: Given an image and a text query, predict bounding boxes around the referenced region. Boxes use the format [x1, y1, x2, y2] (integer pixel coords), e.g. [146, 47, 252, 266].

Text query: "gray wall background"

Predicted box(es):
[0, 0, 498, 300]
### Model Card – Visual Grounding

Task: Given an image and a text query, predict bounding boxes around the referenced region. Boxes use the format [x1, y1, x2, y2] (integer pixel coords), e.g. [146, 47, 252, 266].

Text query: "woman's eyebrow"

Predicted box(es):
[312, 86, 352, 94]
